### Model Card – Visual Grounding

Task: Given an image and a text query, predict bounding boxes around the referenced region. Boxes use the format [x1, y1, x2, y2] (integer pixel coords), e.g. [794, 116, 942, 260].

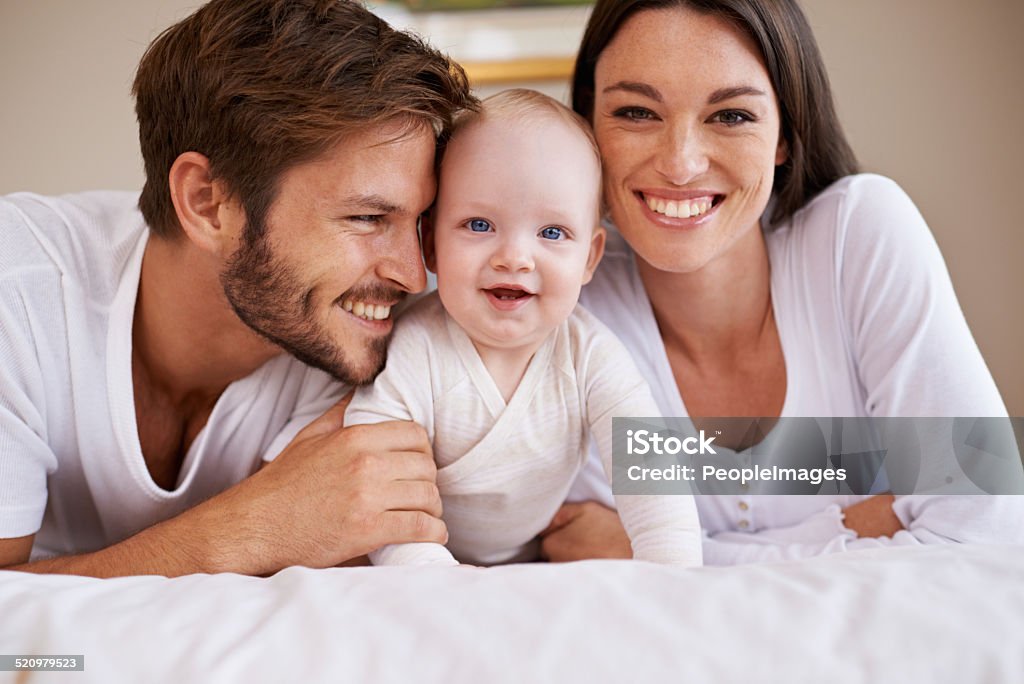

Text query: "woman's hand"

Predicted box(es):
[539, 502, 632, 562]
[841, 494, 904, 538]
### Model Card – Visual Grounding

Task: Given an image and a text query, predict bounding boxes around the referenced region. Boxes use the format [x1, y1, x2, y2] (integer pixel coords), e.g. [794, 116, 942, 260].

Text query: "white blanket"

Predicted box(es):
[1, 544, 1022, 683]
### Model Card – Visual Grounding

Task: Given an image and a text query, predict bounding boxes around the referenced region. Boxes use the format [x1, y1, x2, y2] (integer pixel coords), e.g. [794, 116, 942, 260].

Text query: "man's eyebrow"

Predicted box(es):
[340, 194, 403, 214]
[708, 86, 767, 105]
[602, 81, 663, 102]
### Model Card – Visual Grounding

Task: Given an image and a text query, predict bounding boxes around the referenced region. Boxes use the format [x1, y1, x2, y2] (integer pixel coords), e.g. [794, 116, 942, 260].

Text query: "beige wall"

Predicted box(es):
[802, 0, 1024, 413]
[1, 1, 1021, 412]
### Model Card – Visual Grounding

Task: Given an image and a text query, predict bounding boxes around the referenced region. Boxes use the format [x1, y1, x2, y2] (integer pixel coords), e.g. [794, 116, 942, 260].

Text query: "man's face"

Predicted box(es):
[221, 122, 436, 385]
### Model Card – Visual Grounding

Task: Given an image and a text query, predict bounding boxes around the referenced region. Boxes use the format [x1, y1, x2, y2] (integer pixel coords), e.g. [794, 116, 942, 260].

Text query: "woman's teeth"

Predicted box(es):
[644, 195, 714, 218]
[341, 299, 391, 320]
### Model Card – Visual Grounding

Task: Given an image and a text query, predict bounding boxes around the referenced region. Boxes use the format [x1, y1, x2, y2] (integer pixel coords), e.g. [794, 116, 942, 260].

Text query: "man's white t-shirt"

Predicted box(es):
[572, 174, 1024, 564]
[0, 192, 343, 560]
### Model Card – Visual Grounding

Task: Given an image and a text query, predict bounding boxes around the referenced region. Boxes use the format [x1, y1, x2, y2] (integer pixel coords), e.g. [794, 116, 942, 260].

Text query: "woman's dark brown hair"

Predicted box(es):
[133, 0, 476, 240]
[572, 0, 858, 225]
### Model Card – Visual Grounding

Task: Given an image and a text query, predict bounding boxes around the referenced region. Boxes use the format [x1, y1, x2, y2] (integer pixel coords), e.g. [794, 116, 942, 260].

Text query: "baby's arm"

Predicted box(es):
[345, 315, 458, 567]
[580, 315, 703, 566]
[589, 392, 703, 566]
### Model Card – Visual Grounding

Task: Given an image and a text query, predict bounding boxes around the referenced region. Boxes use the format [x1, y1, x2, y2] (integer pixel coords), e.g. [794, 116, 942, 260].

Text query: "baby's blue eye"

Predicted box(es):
[539, 226, 564, 241]
[469, 219, 492, 232]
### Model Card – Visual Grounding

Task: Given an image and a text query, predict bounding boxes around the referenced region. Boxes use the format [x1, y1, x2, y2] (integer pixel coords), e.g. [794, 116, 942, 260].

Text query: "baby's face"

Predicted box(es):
[429, 115, 604, 356]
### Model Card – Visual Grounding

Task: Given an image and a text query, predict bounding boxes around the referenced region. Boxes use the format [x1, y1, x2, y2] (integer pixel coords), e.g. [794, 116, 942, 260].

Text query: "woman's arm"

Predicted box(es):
[540, 494, 1024, 566]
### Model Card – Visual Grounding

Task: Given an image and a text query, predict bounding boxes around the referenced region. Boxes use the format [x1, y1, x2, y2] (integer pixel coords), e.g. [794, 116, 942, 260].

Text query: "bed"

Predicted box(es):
[1, 543, 1021, 683]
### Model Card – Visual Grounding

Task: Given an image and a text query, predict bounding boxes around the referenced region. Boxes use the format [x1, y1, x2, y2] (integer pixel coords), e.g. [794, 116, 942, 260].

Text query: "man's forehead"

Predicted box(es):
[281, 125, 438, 212]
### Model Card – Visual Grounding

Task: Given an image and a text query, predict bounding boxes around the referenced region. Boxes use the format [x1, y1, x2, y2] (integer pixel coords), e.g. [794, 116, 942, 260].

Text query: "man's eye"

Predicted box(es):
[613, 106, 657, 122]
[351, 215, 382, 223]
[468, 218, 492, 232]
[539, 226, 564, 241]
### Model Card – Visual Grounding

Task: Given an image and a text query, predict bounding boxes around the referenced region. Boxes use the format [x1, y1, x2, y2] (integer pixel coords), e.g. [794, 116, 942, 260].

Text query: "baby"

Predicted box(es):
[346, 89, 702, 567]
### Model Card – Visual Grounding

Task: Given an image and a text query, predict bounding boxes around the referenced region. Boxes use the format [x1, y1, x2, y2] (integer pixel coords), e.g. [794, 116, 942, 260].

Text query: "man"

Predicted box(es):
[0, 0, 476, 576]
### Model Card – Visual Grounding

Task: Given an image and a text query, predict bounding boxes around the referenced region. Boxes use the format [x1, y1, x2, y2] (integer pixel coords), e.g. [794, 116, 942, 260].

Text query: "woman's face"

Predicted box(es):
[593, 6, 786, 274]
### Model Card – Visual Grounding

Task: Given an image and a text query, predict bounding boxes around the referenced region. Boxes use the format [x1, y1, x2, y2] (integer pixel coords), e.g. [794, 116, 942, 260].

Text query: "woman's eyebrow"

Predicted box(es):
[602, 82, 767, 106]
[708, 86, 767, 104]
[602, 81, 663, 102]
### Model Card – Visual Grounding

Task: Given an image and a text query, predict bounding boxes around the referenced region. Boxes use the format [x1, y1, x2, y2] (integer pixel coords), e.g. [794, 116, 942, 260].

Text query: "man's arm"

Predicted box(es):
[1, 397, 447, 577]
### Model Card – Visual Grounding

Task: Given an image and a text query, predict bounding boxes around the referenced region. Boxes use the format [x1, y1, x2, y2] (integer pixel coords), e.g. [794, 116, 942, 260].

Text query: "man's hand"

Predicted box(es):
[539, 501, 632, 562]
[841, 494, 904, 538]
[4, 394, 445, 578]
[220, 393, 446, 574]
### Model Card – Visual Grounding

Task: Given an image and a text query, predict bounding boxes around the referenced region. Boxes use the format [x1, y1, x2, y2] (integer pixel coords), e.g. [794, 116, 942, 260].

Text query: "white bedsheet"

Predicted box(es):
[1, 544, 1022, 683]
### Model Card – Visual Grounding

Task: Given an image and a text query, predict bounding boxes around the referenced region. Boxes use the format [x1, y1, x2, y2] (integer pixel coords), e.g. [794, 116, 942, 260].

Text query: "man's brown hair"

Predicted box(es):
[133, 0, 476, 240]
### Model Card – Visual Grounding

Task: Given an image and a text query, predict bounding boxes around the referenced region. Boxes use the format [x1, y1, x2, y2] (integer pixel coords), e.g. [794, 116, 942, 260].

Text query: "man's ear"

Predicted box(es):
[168, 151, 243, 256]
[581, 225, 607, 286]
[420, 210, 438, 274]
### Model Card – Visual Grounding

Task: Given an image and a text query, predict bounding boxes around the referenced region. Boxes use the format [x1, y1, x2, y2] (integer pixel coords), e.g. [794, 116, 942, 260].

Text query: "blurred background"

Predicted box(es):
[1, 0, 1021, 413]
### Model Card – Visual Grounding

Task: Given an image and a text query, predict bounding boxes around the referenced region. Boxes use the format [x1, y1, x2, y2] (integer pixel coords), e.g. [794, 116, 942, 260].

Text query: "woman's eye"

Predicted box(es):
[468, 218, 492, 232]
[713, 110, 754, 126]
[613, 106, 657, 122]
[539, 226, 564, 241]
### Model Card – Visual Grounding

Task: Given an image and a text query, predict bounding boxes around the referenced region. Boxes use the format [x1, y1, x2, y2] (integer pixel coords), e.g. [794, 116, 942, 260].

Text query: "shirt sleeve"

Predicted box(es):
[701, 495, 1024, 566]
[834, 176, 1023, 548]
[261, 368, 349, 463]
[837, 175, 1007, 418]
[0, 278, 58, 538]
[343, 316, 434, 432]
[344, 313, 451, 565]
[581, 317, 703, 566]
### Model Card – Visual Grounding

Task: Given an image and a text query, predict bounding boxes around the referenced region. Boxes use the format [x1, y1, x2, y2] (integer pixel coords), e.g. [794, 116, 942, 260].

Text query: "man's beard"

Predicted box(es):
[220, 227, 396, 386]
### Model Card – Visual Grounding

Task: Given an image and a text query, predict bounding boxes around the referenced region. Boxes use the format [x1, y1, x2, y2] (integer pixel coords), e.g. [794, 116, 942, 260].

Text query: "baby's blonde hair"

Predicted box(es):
[449, 88, 602, 170]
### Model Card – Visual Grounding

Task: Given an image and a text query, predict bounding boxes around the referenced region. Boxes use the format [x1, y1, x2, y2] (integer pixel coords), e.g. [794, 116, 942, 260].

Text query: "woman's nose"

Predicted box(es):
[654, 123, 711, 185]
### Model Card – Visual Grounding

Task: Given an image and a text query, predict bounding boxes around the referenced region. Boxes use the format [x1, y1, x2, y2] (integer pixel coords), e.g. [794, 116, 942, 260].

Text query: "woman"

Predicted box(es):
[541, 0, 1022, 564]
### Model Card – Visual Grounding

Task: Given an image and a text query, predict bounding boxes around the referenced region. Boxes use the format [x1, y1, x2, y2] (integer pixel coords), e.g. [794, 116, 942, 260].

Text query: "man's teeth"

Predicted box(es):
[645, 195, 714, 218]
[341, 299, 391, 320]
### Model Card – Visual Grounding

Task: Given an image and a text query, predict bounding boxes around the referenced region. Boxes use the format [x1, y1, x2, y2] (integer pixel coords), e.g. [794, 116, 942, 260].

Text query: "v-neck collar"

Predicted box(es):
[626, 235, 794, 427]
[444, 311, 556, 422]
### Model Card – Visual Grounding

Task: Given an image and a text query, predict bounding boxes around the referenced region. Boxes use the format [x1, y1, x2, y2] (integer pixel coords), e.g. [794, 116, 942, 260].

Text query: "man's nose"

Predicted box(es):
[378, 221, 428, 293]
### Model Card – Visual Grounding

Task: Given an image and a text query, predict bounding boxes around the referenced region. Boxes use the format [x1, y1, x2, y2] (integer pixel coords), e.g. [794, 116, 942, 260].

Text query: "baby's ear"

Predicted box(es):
[420, 211, 438, 274]
[581, 224, 607, 286]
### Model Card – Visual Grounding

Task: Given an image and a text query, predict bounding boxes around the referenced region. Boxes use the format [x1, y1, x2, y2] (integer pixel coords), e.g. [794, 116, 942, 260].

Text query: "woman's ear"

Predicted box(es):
[581, 225, 607, 286]
[168, 151, 243, 256]
[420, 210, 438, 274]
[775, 135, 789, 166]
